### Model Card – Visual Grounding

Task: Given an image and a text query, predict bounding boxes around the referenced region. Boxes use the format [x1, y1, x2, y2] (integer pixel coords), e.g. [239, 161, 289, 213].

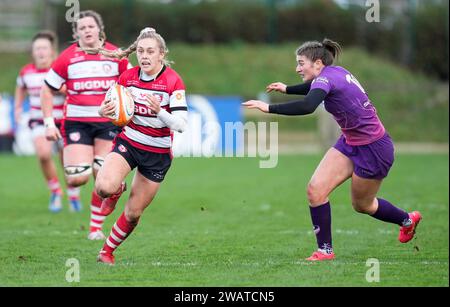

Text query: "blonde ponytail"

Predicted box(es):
[82, 27, 171, 65]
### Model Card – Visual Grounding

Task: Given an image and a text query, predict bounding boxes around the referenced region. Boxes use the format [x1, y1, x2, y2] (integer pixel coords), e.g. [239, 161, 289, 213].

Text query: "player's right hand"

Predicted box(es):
[266, 82, 287, 93]
[242, 100, 269, 113]
[98, 99, 116, 119]
[45, 127, 62, 141]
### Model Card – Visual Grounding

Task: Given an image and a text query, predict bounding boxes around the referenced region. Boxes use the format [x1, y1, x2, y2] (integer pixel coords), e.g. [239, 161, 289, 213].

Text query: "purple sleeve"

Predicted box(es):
[310, 75, 331, 94]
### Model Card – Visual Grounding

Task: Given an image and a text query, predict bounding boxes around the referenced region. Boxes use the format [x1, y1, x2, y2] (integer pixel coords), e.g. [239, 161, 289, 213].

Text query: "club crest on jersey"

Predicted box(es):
[153, 93, 163, 102]
[103, 63, 112, 74]
[118, 144, 127, 153]
[69, 132, 81, 142]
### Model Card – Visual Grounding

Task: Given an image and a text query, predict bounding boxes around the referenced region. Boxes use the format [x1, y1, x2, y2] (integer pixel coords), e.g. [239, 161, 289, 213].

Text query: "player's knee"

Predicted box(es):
[37, 153, 52, 164]
[66, 176, 89, 187]
[64, 164, 92, 187]
[352, 200, 372, 214]
[307, 181, 327, 205]
[95, 178, 118, 199]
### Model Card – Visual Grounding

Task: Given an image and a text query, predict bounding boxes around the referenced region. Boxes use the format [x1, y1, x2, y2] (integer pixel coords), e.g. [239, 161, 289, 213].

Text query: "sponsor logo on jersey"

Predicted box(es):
[126, 80, 141, 86]
[73, 80, 116, 91]
[134, 104, 155, 116]
[109, 130, 118, 138]
[151, 83, 167, 91]
[314, 76, 329, 84]
[360, 168, 374, 176]
[152, 170, 165, 180]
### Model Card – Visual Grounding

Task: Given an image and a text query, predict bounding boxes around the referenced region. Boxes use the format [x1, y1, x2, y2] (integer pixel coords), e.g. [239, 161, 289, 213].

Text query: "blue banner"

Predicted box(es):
[172, 95, 243, 157]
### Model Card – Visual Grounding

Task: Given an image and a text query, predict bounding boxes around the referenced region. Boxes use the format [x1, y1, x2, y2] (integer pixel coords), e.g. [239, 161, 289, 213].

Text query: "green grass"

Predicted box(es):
[0, 153, 448, 286]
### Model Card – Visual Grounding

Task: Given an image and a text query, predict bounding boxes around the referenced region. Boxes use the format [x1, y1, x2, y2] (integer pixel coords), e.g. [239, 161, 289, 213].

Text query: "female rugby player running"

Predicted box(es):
[15, 30, 81, 212]
[243, 39, 421, 261]
[87, 27, 188, 265]
[41, 11, 130, 240]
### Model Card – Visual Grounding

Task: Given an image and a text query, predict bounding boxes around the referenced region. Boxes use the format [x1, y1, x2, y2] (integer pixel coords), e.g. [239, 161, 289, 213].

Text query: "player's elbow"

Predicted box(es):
[302, 99, 320, 115]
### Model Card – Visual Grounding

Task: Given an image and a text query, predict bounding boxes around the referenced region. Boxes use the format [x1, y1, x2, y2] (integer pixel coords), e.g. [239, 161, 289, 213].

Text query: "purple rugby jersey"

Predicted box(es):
[310, 66, 385, 145]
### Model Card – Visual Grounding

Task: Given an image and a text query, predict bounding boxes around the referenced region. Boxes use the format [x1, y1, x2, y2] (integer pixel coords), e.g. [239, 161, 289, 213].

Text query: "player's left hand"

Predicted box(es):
[146, 94, 161, 114]
[242, 100, 269, 113]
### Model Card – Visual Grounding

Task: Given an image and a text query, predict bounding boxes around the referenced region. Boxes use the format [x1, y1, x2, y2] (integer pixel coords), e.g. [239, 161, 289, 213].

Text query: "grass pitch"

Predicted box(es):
[0, 153, 448, 286]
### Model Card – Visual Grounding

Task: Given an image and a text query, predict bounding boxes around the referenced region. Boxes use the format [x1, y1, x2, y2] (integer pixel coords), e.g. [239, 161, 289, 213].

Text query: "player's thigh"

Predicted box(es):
[96, 152, 132, 196]
[57, 148, 64, 167]
[93, 138, 114, 157]
[33, 136, 53, 160]
[309, 147, 354, 194]
[351, 173, 382, 208]
[124, 171, 161, 220]
[92, 138, 114, 176]
[92, 122, 119, 158]
[63, 144, 94, 165]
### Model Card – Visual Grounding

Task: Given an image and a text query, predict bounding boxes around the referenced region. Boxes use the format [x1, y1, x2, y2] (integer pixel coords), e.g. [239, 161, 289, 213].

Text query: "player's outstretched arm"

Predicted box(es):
[269, 88, 327, 116]
[242, 100, 269, 113]
[285, 80, 313, 95]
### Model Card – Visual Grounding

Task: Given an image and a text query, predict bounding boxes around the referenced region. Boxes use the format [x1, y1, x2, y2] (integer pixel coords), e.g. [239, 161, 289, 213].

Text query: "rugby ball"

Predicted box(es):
[105, 84, 135, 127]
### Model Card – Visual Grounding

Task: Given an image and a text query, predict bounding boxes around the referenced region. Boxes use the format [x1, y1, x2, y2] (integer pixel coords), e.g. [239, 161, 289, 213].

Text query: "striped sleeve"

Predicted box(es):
[169, 78, 187, 112]
[45, 55, 67, 90]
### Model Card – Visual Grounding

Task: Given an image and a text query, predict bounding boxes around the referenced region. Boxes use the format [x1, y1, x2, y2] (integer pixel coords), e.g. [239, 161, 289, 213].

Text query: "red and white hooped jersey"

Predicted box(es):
[17, 63, 65, 122]
[44, 42, 130, 122]
[117, 66, 188, 154]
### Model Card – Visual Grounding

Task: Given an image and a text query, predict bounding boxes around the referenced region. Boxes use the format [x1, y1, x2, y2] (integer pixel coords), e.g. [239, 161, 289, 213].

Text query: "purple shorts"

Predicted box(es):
[333, 133, 394, 180]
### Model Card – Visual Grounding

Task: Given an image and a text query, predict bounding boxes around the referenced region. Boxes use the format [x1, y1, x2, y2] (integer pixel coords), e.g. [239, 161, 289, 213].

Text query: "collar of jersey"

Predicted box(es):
[138, 65, 166, 82]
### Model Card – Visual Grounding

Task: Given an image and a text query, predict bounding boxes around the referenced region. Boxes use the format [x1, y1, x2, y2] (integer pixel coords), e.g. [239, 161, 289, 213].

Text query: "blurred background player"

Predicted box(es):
[86, 27, 188, 265]
[40, 10, 131, 240]
[14, 30, 81, 213]
[243, 38, 422, 261]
